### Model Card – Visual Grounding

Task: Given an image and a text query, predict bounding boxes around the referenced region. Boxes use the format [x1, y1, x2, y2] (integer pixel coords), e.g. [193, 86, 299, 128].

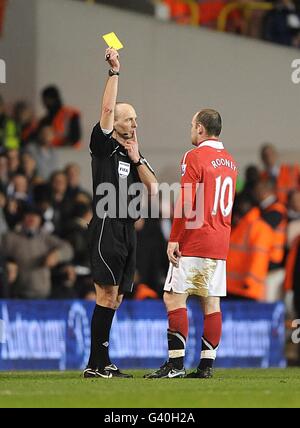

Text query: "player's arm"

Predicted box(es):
[99, 48, 120, 130]
[125, 131, 158, 196]
[168, 155, 199, 266]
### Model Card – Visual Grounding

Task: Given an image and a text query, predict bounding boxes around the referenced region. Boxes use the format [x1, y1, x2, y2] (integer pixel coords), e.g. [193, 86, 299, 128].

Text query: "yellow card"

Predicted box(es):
[102, 32, 124, 50]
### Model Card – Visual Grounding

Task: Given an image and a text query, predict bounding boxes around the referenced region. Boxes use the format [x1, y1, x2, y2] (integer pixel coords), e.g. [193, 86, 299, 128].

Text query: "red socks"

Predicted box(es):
[167, 308, 188, 369]
[168, 307, 189, 338]
[200, 312, 222, 369]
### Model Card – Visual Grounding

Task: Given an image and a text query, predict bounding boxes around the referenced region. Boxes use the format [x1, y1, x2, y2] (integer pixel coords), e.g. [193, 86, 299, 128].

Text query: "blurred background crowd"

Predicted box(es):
[86, 0, 300, 49]
[0, 87, 299, 325]
[0, 0, 299, 355]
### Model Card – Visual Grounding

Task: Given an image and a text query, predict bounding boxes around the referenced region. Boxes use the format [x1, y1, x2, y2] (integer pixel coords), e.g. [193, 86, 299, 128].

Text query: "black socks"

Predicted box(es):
[88, 304, 115, 370]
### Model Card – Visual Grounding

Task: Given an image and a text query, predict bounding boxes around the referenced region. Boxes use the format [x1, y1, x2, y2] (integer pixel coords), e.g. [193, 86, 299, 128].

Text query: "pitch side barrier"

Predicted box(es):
[0, 300, 285, 370]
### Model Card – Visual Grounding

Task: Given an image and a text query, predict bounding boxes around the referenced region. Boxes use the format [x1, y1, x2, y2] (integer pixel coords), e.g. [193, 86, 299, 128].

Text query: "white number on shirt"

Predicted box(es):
[212, 176, 234, 217]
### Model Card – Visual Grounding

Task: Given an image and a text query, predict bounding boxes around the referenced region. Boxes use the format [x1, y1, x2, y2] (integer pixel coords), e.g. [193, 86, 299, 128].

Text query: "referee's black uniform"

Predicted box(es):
[88, 123, 152, 293]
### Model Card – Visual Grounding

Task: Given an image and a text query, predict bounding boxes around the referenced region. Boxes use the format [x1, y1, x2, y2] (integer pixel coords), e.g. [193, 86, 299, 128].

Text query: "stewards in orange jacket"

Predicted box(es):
[260, 144, 300, 205]
[227, 205, 274, 300]
[162, 0, 191, 24]
[39, 86, 82, 148]
[284, 236, 300, 294]
[254, 179, 287, 268]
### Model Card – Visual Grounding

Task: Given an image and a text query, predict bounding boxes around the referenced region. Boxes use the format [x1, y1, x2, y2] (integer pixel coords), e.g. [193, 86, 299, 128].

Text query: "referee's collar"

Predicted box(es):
[197, 140, 224, 150]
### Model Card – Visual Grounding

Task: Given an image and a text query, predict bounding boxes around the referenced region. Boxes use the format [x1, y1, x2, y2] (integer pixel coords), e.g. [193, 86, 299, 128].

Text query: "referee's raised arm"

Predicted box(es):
[100, 48, 120, 130]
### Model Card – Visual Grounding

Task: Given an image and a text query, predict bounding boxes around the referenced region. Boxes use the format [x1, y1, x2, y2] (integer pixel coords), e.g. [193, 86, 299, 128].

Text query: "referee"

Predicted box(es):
[84, 48, 158, 378]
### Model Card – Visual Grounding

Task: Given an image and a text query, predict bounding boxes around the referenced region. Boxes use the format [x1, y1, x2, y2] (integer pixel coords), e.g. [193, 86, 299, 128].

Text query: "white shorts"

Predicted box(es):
[164, 257, 226, 297]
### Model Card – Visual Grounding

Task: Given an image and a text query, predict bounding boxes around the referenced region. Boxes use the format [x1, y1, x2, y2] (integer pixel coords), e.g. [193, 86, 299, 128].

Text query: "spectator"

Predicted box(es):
[287, 189, 300, 247]
[7, 173, 31, 203]
[263, 0, 300, 46]
[260, 143, 300, 204]
[13, 101, 37, 147]
[5, 174, 31, 228]
[1, 205, 73, 299]
[284, 235, 300, 364]
[63, 203, 94, 299]
[0, 255, 9, 298]
[238, 164, 260, 205]
[64, 163, 88, 199]
[33, 183, 56, 235]
[0, 95, 20, 151]
[7, 149, 21, 177]
[227, 197, 274, 300]
[0, 152, 8, 193]
[254, 179, 287, 301]
[27, 124, 58, 180]
[39, 86, 82, 147]
[50, 171, 74, 235]
[0, 190, 7, 238]
[135, 216, 169, 297]
[21, 152, 39, 187]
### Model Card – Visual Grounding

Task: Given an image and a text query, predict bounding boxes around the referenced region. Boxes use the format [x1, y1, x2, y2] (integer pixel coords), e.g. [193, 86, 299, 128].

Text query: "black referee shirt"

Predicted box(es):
[89, 123, 144, 222]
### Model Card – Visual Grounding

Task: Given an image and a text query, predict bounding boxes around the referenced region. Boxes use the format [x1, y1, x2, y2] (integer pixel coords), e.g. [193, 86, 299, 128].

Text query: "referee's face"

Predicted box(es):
[114, 104, 137, 141]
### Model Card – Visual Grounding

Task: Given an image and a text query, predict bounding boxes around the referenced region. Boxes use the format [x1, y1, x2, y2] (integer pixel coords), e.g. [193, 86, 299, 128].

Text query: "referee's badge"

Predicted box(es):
[118, 161, 130, 178]
[181, 164, 187, 176]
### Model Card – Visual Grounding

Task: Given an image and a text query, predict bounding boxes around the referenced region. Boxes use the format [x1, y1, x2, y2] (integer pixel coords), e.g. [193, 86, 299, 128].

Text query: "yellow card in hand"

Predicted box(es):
[102, 32, 124, 50]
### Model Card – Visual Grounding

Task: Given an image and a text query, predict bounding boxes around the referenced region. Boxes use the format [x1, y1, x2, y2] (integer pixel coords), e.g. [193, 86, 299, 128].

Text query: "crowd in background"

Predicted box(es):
[158, 0, 300, 48]
[1, 89, 300, 318]
[87, 0, 300, 48]
[0, 88, 172, 301]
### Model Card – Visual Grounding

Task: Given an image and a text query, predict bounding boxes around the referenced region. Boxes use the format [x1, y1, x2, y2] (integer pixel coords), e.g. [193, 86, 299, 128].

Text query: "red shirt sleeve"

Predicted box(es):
[169, 152, 201, 243]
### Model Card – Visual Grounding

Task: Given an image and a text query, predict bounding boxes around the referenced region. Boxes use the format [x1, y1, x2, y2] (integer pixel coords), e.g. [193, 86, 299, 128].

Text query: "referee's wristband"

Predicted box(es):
[109, 69, 120, 77]
[133, 158, 144, 167]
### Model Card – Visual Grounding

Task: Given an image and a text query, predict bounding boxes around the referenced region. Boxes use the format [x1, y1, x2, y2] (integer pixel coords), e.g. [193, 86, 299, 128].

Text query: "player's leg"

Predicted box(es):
[186, 258, 226, 379]
[97, 221, 136, 378]
[187, 296, 222, 379]
[144, 261, 189, 379]
[84, 285, 133, 378]
[84, 217, 132, 378]
[84, 283, 120, 378]
[165, 291, 189, 372]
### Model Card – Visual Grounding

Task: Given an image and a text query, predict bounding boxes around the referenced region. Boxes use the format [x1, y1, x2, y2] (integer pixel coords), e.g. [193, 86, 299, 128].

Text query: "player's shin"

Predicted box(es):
[167, 308, 189, 369]
[199, 312, 222, 370]
[87, 304, 115, 369]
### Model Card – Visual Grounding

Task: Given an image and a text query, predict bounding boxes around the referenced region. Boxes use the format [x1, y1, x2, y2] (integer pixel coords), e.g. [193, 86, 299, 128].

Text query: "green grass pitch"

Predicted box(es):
[0, 369, 300, 408]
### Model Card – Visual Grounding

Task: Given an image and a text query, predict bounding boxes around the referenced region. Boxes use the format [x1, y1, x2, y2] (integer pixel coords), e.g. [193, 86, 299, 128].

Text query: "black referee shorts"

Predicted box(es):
[88, 214, 136, 293]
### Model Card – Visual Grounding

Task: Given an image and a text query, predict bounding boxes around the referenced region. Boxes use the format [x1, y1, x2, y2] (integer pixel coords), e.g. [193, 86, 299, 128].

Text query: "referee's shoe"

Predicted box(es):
[83, 364, 133, 379]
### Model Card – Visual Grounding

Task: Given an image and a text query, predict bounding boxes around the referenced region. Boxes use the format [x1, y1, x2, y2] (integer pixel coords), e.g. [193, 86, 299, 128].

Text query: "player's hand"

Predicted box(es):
[105, 48, 120, 72]
[125, 130, 140, 163]
[167, 242, 181, 267]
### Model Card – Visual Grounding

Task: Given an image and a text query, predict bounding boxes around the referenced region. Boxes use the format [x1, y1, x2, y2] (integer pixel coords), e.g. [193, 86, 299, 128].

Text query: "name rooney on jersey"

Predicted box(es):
[211, 158, 237, 171]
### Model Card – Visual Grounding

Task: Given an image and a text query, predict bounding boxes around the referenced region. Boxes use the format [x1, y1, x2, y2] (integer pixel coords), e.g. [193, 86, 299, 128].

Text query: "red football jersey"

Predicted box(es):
[170, 139, 238, 260]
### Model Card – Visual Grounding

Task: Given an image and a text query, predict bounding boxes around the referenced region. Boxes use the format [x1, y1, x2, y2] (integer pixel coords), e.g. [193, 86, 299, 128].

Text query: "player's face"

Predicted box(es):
[191, 114, 200, 146]
[114, 105, 137, 140]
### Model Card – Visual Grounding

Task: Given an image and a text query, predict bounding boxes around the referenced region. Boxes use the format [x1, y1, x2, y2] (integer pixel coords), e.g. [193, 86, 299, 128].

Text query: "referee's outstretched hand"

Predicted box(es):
[105, 48, 120, 72]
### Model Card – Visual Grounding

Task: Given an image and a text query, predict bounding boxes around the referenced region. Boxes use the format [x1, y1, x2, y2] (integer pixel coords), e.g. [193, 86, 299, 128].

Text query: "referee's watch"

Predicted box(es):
[109, 69, 120, 77]
[132, 157, 145, 167]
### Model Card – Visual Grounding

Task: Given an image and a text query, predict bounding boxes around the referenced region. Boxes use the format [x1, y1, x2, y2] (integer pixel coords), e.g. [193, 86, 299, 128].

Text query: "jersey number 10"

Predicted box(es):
[212, 176, 234, 217]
